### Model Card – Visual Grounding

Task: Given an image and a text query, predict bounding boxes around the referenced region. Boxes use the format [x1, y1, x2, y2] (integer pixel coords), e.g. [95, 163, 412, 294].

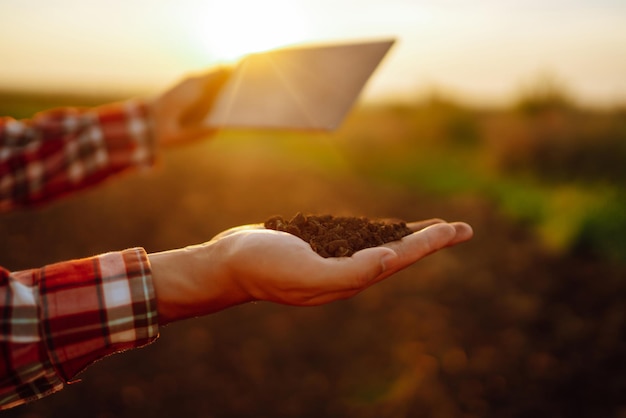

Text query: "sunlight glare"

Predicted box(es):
[191, 0, 313, 62]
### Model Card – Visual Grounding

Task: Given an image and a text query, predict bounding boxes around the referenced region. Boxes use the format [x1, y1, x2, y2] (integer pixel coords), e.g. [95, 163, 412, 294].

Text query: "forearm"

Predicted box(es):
[0, 100, 156, 210]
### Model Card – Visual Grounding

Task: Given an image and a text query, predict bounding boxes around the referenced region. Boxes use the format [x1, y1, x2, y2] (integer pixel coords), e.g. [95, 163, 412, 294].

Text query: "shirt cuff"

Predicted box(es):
[38, 248, 159, 382]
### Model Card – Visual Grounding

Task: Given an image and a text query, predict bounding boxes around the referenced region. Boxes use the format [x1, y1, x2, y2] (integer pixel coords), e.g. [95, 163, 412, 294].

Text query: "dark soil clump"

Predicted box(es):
[264, 212, 413, 258]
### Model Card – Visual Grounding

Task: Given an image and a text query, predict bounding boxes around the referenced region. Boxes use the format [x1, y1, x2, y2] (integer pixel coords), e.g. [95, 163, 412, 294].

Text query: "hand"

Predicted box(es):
[150, 67, 231, 147]
[149, 219, 473, 325]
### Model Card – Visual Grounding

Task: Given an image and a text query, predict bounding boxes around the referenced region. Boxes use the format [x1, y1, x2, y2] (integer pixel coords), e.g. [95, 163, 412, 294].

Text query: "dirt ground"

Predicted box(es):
[2, 140, 625, 418]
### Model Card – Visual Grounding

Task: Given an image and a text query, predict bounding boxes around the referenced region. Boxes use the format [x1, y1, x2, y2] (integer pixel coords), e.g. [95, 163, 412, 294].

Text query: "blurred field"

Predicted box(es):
[1, 85, 626, 418]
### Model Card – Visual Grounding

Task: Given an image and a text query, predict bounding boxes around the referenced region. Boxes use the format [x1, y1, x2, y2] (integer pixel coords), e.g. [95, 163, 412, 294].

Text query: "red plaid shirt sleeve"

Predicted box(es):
[0, 99, 156, 210]
[0, 247, 159, 410]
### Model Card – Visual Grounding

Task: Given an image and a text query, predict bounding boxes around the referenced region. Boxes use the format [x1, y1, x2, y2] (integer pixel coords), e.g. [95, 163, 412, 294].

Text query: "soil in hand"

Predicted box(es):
[264, 212, 413, 258]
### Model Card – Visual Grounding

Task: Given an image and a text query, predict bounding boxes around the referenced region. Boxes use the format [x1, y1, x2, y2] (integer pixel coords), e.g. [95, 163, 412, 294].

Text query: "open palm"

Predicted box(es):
[150, 219, 473, 324]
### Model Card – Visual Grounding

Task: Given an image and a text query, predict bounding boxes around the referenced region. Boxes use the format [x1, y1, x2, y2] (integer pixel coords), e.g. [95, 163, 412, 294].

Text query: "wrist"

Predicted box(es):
[148, 242, 251, 326]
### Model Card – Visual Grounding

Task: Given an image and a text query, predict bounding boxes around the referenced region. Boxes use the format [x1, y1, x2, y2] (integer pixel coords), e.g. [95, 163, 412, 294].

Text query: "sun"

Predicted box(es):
[190, 0, 314, 63]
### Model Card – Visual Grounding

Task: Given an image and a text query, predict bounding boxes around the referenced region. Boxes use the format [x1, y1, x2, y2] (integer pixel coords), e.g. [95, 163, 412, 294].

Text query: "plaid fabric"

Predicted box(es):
[0, 99, 155, 210]
[0, 248, 159, 410]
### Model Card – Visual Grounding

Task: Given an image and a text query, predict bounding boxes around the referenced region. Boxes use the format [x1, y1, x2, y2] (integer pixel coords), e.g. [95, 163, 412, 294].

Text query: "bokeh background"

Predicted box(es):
[2, 1, 626, 417]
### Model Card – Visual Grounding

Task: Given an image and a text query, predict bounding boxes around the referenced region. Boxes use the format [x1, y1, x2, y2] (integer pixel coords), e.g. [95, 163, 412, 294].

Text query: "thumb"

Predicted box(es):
[342, 246, 398, 289]
[179, 68, 232, 126]
[154, 68, 232, 147]
[362, 223, 458, 285]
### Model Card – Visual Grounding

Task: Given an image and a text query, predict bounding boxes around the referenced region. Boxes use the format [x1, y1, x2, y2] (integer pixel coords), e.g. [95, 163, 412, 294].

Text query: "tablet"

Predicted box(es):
[204, 38, 395, 131]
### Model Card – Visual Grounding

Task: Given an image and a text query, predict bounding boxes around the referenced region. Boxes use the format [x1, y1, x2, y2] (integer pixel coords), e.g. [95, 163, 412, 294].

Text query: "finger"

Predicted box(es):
[291, 222, 462, 305]
[447, 222, 473, 246]
[179, 68, 232, 126]
[321, 222, 472, 293]
[378, 223, 457, 276]
[406, 218, 446, 232]
[296, 246, 395, 298]
[297, 287, 364, 306]
[392, 222, 457, 254]
[211, 223, 265, 240]
[299, 232, 442, 304]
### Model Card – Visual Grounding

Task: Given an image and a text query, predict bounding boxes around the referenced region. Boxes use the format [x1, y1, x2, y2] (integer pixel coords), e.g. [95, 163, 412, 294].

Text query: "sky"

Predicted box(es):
[1, 0, 625, 106]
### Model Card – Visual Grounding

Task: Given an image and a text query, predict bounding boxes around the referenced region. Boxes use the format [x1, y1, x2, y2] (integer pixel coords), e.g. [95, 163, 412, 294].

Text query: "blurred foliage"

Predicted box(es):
[513, 73, 575, 116]
[0, 89, 127, 119]
[2, 81, 626, 418]
[334, 80, 626, 263]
